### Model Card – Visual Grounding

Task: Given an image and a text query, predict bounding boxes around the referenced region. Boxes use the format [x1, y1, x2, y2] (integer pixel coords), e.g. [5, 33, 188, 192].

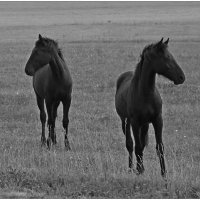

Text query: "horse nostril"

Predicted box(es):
[180, 75, 185, 82]
[25, 68, 29, 75]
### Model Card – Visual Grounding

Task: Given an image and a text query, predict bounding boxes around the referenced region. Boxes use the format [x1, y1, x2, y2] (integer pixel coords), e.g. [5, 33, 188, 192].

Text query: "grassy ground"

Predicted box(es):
[0, 2, 200, 198]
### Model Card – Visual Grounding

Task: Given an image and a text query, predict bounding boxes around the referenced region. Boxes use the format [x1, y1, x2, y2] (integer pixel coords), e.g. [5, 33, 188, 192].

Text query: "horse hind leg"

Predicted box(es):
[36, 94, 46, 146]
[62, 96, 71, 151]
[51, 101, 60, 145]
[140, 123, 149, 149]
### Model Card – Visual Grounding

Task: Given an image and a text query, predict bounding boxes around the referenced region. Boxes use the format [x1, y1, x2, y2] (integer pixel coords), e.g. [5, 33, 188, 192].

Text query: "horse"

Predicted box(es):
[115, 38, 185, 177]
[25, 34, 72, 150]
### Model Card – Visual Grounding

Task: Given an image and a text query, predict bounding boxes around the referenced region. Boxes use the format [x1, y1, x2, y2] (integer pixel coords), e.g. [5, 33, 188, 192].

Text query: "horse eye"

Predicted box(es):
[165, 53, 170, 60]
[34, 50, 38, 55]
[166, 65, 170, 71]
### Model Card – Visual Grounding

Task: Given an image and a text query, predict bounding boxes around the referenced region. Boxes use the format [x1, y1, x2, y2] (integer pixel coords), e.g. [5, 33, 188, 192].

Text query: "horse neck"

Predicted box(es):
[49, 48, 66, 79]
[136, 58, 156, 95]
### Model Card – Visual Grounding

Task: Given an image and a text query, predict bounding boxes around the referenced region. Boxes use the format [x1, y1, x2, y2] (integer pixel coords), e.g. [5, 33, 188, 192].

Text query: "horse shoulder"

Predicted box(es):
[154, 87, 162, 107]
[127, 87, 162, 122]
[33, 65, 50, 98]
[145, 88, 162, 118]
[63, 70, 73, 88]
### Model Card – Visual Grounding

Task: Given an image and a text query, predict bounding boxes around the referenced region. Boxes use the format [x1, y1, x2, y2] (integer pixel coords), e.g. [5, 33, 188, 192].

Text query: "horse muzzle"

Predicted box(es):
[25, 65, 35, 76]
[174, 74, 185, 85]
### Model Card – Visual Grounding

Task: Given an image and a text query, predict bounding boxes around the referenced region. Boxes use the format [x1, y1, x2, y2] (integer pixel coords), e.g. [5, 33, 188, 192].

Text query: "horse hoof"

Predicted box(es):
[128, 168, 138, 174]
[51, 135, 57, 145]
[41, 139, 46, 146]
[136, 165, 145, 175]
[65, 145, 71, 151]
[52, 140, 57, 145]
[41, 142, 46, 147]
[65, 143, 71, 151]
[128, 168, 134, 174]
[162, 171, 167, 180]
[47, 138, 52, 150]
[65, 140, 71, 151]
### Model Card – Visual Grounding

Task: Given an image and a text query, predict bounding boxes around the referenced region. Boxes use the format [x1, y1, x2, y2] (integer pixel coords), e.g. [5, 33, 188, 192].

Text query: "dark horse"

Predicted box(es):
[115, 38, 185, 177]
[25, 34, 72, 150]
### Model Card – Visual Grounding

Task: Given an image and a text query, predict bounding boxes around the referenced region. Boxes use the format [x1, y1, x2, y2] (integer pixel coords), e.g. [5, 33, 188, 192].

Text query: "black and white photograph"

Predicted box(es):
[0, 1, 200, 198]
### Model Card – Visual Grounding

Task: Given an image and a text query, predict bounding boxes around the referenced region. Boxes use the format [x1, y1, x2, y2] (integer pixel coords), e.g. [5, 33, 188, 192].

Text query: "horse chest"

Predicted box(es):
[129, 101, 159, 123]
[49, 85, 68, 98]
[140, 106, 155, 121]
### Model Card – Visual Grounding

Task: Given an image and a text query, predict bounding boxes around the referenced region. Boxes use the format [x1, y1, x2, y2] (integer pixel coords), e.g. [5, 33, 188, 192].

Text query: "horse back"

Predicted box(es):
[116, 71, 134, 92]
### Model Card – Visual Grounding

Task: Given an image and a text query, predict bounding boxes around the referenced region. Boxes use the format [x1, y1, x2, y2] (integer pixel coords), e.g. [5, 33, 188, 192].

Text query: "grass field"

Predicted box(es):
[0, 2, 200, 198]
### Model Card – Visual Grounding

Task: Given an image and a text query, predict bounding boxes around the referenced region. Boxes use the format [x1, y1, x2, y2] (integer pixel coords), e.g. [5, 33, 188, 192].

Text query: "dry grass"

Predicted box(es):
[0, 2, 200, 198]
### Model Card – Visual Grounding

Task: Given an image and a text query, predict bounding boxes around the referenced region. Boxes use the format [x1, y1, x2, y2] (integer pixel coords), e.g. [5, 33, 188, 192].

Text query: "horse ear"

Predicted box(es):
[39, 34, 43, 41]
[155, 37, 164, 51]
[158, 37, 163, 45]
[164, 38, 169, 45]
[155, 37, 164, 49]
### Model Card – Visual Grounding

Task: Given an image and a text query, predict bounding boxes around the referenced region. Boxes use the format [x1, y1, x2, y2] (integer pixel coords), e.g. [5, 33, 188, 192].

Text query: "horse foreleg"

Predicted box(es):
[152, 114, 166, 178]
[131, 120, 145, 174]
[36, 94, 46, 146]
[122, 119, 133, 169]
[62, 96, 71, 151]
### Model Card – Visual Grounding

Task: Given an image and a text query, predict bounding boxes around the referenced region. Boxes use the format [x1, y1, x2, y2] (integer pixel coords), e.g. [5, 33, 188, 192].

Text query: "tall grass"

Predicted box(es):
[0, 120, 200, 198]
[0, 15, 200, 196]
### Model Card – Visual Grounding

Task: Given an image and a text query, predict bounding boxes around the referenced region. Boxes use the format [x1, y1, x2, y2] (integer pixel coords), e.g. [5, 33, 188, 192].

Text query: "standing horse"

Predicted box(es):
[25, 34, 72, 150]
[115, 38, 185, 177]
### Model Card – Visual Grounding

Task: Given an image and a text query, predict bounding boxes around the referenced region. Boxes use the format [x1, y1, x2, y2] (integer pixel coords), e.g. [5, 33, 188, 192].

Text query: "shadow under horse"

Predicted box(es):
[25, 34, 72, 150]
[115, 38, 185, 177]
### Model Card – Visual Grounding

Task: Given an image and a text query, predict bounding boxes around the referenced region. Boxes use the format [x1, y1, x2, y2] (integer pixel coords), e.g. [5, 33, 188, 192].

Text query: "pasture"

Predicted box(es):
[0, 2, 200, 198]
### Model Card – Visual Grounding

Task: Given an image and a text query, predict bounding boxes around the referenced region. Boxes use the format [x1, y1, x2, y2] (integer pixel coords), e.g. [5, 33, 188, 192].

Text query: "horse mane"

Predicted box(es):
[133, 43, 154, 85]
[35, 37, 64, 61]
